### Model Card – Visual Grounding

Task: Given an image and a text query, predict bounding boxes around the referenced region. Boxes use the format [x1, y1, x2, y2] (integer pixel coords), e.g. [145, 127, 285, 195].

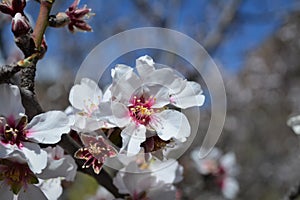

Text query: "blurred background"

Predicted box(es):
[1, 0, 300, 199]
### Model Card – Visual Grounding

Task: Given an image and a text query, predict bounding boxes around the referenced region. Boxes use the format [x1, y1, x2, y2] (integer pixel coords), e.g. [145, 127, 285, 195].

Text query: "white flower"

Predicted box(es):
[110, 55, 205, 155]
[191, 147, 239, 199]
[221, 177, 239, 199]
[287, 115, 300, 134]
[0, 83, 70, 173]
[68, 78, 115, 132]
[113, 161, 178, 200]
[0, 146, 76, 200]
[191, 147, 221, 175]
[36, 146, 77, 200]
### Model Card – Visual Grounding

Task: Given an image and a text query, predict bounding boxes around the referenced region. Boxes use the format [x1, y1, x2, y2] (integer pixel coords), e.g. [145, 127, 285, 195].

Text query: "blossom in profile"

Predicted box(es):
[68, 78, 115, 132]
[113, 158, 183, 200]
[0, 146, 77, 199]
[109, 55, 205, 155]
[191, 147, 239, 199]
[287, 115, 300, 134]
[0, 83, 70, 173]
[65, 0, 93, 32]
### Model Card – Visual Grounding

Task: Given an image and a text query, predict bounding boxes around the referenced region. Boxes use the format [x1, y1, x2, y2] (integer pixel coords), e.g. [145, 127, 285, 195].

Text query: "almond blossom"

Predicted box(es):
[113, 158, 183, 200]
[191, 147, 239, 199]
[287, 115, 300, 134]
[68, 78, 115, 132]
[0, 146, 77, 200]
[0, 83, 70, 173]
[109, 55, 205, 155]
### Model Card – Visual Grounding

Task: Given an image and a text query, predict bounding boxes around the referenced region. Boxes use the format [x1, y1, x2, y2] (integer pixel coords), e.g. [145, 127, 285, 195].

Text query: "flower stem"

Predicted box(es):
[32, 0, 54, 50]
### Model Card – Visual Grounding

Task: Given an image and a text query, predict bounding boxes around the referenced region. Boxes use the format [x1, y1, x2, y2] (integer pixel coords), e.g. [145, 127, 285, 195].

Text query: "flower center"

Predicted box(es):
[0, 159, 38, 194]
[79, 97, 100, 117]
[0, 116, 28, 147]
[129, 96, 155, 125]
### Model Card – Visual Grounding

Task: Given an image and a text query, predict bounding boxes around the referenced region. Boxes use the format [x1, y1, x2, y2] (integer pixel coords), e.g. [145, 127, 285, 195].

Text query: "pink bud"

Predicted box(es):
[0, 0, 26, 16]
[12, 12, 30, 37]
[65, 0, 94, 33]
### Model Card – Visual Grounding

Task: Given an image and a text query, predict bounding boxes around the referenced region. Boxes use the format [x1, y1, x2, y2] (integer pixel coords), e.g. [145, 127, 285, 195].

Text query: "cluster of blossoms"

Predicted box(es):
[67, 55, 205, 172]
[191, 147, 239, 199]
[86, 156, 183, 200]
[0, 84, 76, 199]
[0, 55, 208, 199]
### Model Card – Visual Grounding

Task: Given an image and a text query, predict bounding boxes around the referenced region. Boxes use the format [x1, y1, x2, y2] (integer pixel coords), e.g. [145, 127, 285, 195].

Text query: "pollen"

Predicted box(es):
[129, 95, 157, 126]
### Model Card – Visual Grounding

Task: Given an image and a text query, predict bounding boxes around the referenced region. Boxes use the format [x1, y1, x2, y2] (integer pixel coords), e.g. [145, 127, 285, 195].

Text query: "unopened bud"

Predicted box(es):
[12, 12, 30, 37]
[0, 0, 26, 16]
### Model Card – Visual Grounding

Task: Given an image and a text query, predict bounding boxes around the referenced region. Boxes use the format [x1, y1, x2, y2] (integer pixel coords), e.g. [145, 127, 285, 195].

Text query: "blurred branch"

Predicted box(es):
[133, 0, 167, 27]
[203, 0, 241, 54]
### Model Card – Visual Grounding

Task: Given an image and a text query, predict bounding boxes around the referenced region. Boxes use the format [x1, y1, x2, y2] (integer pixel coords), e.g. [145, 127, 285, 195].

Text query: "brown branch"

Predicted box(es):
[18, 0, 55, 117]
[32, 0, 53, 49]
[0, 64, 22, 83]
[203, 0, 241, 53]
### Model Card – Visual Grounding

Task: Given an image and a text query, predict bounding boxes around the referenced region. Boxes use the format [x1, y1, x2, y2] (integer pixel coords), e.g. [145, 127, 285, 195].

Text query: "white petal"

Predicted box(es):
[147, 183, 176, 200]
[136, 55, 155, 80]
[113, 171, 129, 194]
[64, 106, 75, 116]
[69, 78, 102, 111]
[190, 147, 222, 175]
[144, 85, 170, 108]
[111, 65, 142, 103]
[0, 181, 14, 199]
[287, 115, 300, 134]
[72, 114, 105, 132]
[111, 102, 130, 127]
[18, 185, 47, 200]
[151, 110, 191, 141]
[27, 111, 70, 144]
[38, 155, 77, 181]
[22, 142, 48, 173]
[222, 177, 239, 199]
[120, 124, 146, 155]
[36, 178, 63, 200]
[102, 85, 112, 102]
[111, 64, 133, 82]
[171, 81, 205, 109]
[0, 84, 25, 118]
[143, 68, 186, 94]
[150, 159, 182, 184]
[121, 162, 154, 195]
[220, 152, 238, 176]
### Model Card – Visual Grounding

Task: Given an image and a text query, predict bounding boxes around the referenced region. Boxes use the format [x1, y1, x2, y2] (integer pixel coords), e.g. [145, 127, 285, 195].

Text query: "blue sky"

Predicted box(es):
[1, 0, 300, 80]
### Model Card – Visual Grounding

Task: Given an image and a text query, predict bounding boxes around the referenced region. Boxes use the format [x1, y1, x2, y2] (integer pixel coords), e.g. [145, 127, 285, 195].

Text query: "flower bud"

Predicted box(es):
[11, 12, 30, 37]
[0, 0, 26, 16]
[65, 0, 94, 32]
